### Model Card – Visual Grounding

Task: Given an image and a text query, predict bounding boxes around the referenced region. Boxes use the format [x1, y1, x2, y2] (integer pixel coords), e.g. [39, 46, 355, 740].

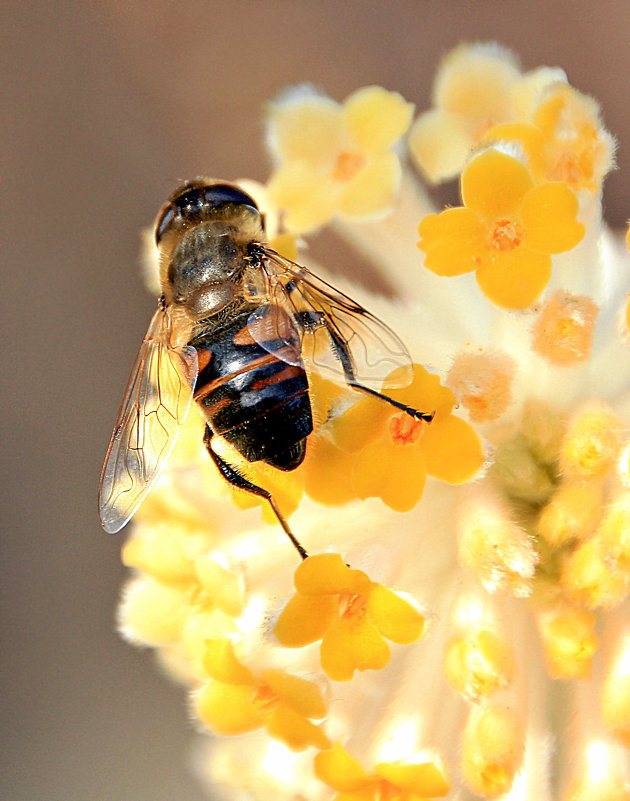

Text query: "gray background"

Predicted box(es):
[3, 2, 630, 799]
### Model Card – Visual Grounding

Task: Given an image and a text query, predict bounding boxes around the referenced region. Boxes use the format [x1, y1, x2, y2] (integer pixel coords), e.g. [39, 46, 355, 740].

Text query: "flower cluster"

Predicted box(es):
[120, 43, 630, 801]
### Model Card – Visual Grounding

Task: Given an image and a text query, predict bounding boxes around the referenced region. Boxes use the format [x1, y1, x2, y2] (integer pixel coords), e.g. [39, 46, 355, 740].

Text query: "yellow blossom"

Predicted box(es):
[408, 42, 565, 182]
[559, 403, 624, 482]
[194, 638, 330, 751]
[274, 554, 426, 681]
[461, 703, 525, 798]
[536, 482, 603, 546]
[533, 82, 615, 191]
[330, 364, 483, 512]
[314, 743, 450, 801]
[443, 628, 515, 702]
[446, 349, 515, 423]
[418, 147, 585, 309]
[266, 85, 414, 232]
[531, 290, 599, 365]
[482, 82, 615, 196]
[534, 595, 599, 679]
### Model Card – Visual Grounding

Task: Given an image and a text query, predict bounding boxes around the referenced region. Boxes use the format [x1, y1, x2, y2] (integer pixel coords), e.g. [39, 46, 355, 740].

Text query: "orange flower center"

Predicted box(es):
[389, 413, 426, 445]
[332, 151, 366, 182]
[375, 779, 400, 800]
[489, 218, 523, 251]
[253, 684, 281, 714]
[339, 592, 368, 621]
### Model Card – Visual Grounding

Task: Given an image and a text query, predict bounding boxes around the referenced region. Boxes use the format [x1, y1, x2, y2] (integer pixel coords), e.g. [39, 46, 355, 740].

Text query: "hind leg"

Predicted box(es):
[296, 309, 434, 422]
[203, 427, 308, 560]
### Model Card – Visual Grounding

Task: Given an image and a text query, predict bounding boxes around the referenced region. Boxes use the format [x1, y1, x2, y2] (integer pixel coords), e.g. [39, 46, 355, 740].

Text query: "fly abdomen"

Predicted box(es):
[192, 308, 313, 469]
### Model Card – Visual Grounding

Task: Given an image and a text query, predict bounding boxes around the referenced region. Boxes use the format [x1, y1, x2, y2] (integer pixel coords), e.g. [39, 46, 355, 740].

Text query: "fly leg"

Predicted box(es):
[203, 427, 308, 560]
[297, 311, 434, 423]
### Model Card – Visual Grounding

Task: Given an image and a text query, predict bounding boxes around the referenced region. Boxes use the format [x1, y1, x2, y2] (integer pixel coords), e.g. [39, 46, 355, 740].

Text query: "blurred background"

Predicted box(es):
[3, 2, 630, 799]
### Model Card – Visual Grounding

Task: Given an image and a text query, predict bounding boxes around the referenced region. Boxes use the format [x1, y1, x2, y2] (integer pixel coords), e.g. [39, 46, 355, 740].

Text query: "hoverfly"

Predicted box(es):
[98, 180, 433, 559]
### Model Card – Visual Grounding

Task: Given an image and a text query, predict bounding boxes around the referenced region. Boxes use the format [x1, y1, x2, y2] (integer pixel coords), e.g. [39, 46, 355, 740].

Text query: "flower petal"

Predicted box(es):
[194, 556, 245, 618]
[303, 436, 358, 506]
[195, 681, 262, 735]
[314, 743, 370, 791]
[462, 149, 534, 219]
[267, 162, 341, 232]
[385, 364, 456, 421]
[262, 669, 328, 719]
[265, 705, 331, 751]
[332, 395, 389, 453]
[418, 207, 487, 277]
[343, 85, 414, 152]
[367, 583, 426, 644]
[408, 109, 473, 183]
[483, 122, 546, 178]
[475, 247, 552, 309]
[294, 553, 371, 596]
[352, 436, 427, 513]
[520, 182, 584, 254]
[268, 91, 343, 166]
[422, 415, 484, 484]
[274, 592, 338, 647]
[321, 619, 390, 681]
[434, 43, 520, 120]
[339, 152, 401, 218]
[202, 638, 255, 685]
[376, 760, 450, 796]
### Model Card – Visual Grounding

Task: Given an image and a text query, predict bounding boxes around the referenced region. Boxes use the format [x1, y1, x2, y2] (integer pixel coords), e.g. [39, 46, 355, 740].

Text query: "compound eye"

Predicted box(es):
[203, 184, 259, 211]
[155, 204, 176, 246]
[155, 181, 261, 247]
[176, 186, 206, 215]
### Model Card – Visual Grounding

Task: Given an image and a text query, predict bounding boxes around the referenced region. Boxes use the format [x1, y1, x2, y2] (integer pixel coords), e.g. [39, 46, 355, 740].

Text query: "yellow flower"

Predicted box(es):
[274, 554, 426, 681]
[534, 82, 615, 191]
[482, 78, 616, 193]
[531, 290, 599, 365]
[418, 147, 585, 309]
[446, 349, 515, 423]
[194, 638, 330, 751]
[266, 84, 414, 232]
[330, 365, 483, 512]
[314, 743, 450, 801]
[408, 42, 565, 183]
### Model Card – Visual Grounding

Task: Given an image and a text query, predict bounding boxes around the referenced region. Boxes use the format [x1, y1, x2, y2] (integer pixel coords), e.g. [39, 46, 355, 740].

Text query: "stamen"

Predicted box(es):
[388, 413, 426, 444]
[489, 218, 523, 250]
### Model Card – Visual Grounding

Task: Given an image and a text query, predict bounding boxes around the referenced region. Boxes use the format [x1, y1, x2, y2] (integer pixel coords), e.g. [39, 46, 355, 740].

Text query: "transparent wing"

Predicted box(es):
[247, 248, 413, 389]
[98, 304, 198, 533]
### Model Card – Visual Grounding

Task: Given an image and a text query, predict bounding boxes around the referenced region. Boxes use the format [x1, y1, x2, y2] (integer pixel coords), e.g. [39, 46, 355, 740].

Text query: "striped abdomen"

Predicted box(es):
[191, 306, 313, 470]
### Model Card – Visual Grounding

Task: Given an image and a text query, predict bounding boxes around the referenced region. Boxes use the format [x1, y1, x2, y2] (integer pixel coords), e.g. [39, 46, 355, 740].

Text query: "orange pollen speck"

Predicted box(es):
[389, 413, 426, 445]
[339, 592, 368, 620]
[490, 218, 523, 251]
[376, 780, 399, 800]
[332, 151, 366, 182]
[253, 684, 281, 714]
[550, 152, 584, 186]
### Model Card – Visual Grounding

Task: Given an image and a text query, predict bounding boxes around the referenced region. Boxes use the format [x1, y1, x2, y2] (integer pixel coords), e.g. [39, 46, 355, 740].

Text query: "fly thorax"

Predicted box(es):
[165, 222, 249, 319]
